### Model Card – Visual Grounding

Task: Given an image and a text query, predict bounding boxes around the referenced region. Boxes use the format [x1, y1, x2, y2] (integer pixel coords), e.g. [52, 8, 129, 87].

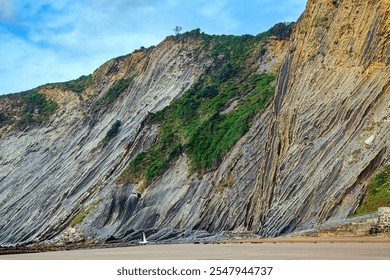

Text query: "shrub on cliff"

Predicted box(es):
[267, 22, 295, 39]
[101, 120, 122, 145]
[0, 112, 10, 127]
[355, 165, 390, 215]
[119, 33, 277, 188]
[99, 74, 136, 106]
[62, 74, 93, 93]
[16, 91, 58, 128]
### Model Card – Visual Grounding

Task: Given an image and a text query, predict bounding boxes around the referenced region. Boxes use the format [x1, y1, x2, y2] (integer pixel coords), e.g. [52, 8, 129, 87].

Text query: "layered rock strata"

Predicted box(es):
[0, 0, 389, 246]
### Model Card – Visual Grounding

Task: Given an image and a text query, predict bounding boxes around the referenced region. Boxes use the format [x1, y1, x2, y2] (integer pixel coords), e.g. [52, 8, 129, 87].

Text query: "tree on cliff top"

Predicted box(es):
[173, 26, 182, 35]
[267, 22, 295, 39]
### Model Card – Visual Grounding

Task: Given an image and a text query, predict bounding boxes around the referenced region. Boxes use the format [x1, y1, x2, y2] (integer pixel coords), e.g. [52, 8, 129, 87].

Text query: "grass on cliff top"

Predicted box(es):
[57, 74, 93, 93]
[118, 31, 276, 187]
[354, 165, 390, 216]
[0, 91, 58, 129]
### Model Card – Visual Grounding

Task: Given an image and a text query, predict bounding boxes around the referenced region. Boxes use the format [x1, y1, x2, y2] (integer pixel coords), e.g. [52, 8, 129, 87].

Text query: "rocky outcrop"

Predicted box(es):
[0, 37, 214, 245]
[249, 0, 390, 237]
[292, 207, 390, 237]
[0, 0, 389, 246]
[0, 34, 287, 245]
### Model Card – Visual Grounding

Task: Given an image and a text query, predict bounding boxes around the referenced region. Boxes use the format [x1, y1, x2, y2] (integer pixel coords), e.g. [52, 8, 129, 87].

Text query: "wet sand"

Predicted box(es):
[1, 237, 390, 260]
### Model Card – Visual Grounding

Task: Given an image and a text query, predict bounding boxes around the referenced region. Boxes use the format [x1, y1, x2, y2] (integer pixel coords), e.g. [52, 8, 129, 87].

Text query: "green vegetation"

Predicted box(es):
[70, 208, 89, 228]
[119, 31, 277, 188]
[1, 76, 90, 129]
[0, 112, 10, 126]
[61, 74, 93, 93]
[314, 16, 330, 29]
[99, 74, 136, 106]
[175, 22, 295, 42]
[0, 91, 58, 128]
[16, 91, 58, 128]
[267, 22, 295, 39]
[70, 200, 101, 227]
[17, 91, 58, 127]
[308, 53, 317, 61]
[354, 165, 390, 215]
[186, 73, 275, 170]
[101, 120, 122, 145]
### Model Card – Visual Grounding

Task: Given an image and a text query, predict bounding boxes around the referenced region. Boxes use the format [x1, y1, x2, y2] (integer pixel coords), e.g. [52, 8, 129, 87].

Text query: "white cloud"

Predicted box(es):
[198, 0, 240, 32]
[0, 0, 13, 21]
[199, 1, 225, 18]
[0, 0, 307, 94]
[26, 0, 160, 50]
[0, 0, 164, 94]
[0, 28, 95, 94]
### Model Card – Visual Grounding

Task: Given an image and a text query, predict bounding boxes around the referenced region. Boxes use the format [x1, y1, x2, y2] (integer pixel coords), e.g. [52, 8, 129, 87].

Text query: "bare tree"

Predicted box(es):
[173, 26, 182, 35]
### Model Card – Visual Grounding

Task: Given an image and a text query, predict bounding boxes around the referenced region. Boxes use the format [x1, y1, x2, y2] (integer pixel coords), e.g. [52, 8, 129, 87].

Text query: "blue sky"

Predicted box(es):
[0, 0, 306, 95]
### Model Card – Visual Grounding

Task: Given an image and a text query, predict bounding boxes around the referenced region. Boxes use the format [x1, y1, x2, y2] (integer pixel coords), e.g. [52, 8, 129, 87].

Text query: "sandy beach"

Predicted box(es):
[1, 237, 390, 260]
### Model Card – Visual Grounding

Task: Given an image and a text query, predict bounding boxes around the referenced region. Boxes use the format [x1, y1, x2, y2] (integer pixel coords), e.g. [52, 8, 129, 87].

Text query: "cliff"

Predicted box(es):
[252, 0, 390, 236]
[0, 0, 388, 246]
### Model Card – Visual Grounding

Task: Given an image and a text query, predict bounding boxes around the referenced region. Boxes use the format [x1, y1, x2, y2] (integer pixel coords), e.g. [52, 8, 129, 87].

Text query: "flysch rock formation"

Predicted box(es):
[0, 0, 389, 246]
[0, 37, 215, 245]
[253, 0, 390, 237]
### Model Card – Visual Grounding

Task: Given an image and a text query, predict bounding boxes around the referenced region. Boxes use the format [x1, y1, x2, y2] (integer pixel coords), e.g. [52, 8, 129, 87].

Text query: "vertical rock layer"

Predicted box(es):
[248, 0, 390, 236]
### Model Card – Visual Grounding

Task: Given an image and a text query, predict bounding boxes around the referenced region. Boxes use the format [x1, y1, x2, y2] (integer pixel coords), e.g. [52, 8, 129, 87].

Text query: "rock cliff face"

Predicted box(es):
[250, 0, 390, 236]
[0, 37, 214, 245]
[0, 0, 389, 246]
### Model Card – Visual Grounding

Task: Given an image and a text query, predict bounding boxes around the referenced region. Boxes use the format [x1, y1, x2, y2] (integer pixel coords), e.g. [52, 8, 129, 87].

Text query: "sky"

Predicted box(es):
[0, 0, 307, 95]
